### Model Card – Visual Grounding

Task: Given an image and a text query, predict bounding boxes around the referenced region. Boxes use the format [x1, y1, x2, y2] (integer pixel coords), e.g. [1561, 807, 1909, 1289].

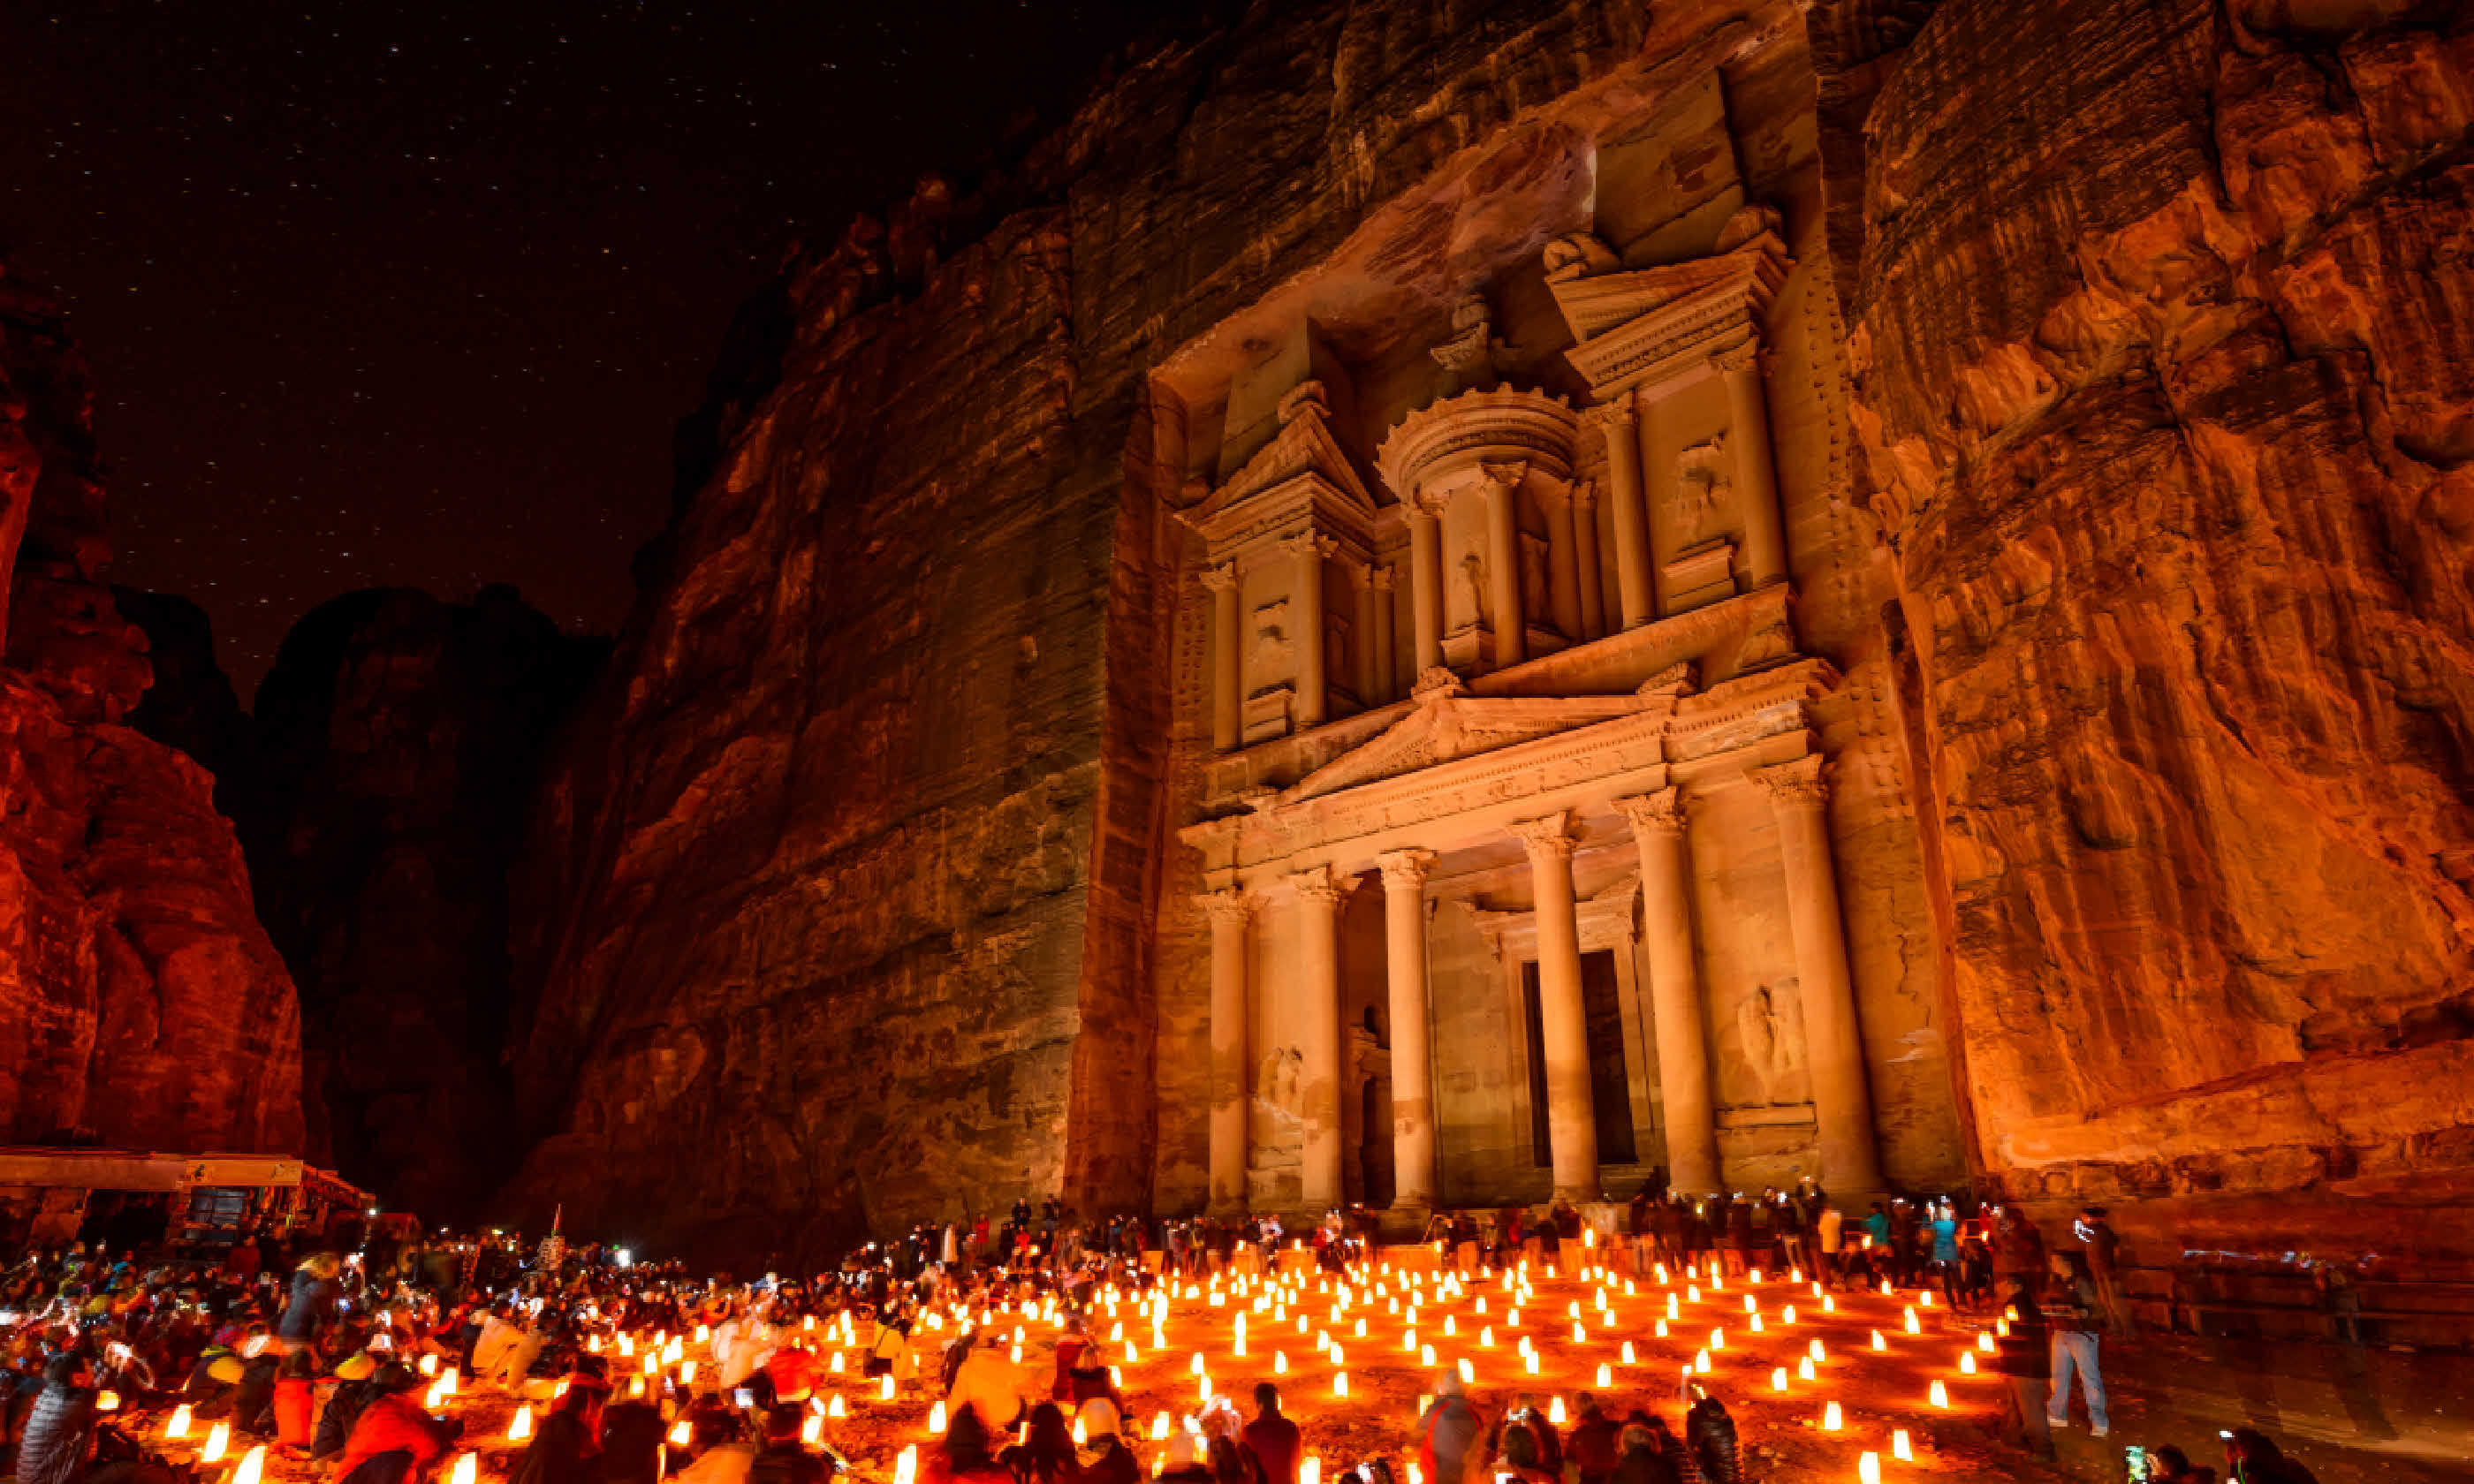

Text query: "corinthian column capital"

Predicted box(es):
[1751, 753, 1828, 809]
[1198, 562, 1239, 593]
[1288, 864, 1349, 906]
[1377, 848, 1438, 892]
[1279, 530, 1338, 562]
[1479, 458, 1530, 494]
[1507, 810, 1575, 860]
[1615, 786, 1689, 838]
[1198, 888, 1257, 927]
[1580, 399, 1636, 435]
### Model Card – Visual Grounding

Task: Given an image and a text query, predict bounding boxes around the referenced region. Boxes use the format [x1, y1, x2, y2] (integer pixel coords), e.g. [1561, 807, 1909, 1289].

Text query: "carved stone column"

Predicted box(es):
[1202, 889, 1256, 1212]
[1542, 479, 1583, 642]
[1349, 562, 1379, 707]
[1377, 849, 1440, 1212]
[1716, 344, 1788, 589]
[1571, 480, 1605, 641]
[1616, 789, 1721, 1195]
[1203, 564, 1241, 752]
[1371, 565, 1398, 702]
[1283, 532, 1334, 730]
[1290, 865, 1349, 1209]
[1481, 461, 1527, 669]
[1509, 811, 1598, 1200]
[1407, 497, 1445, 675]
[1584, 400, 1655, 626]
[1753, 756, 1885, 1194]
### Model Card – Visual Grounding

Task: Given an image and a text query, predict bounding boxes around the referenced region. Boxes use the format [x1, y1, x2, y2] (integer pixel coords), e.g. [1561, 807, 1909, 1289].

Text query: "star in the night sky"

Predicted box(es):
[0, 0, 1166, 695]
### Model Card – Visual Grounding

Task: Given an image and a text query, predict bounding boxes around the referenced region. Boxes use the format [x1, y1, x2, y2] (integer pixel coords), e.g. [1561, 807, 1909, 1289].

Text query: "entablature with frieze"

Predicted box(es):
[1181, 657, 1838, 888]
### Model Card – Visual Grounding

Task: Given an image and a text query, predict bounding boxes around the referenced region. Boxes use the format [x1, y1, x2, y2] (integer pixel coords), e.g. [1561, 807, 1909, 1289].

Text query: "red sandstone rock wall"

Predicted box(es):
[502, 1, 1666, 1261]
[1833, 0, 2474, 1246]
[0, 270, 303, 1158]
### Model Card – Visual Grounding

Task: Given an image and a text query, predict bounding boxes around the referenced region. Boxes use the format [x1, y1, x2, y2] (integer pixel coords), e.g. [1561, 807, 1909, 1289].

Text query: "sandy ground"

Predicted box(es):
[128, 1257, 2078, 1484]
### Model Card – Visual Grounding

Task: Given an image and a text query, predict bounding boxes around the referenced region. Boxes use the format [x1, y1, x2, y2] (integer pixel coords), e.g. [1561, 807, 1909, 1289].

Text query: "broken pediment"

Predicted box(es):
[1279, 689, 1649, 804]
[1189, 380, 1377, 542]
[1544, 211, 1793, 402]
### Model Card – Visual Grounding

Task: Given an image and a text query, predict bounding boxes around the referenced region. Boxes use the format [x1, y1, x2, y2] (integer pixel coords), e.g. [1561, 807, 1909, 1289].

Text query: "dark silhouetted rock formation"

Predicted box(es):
[239, 586, 601, 1222]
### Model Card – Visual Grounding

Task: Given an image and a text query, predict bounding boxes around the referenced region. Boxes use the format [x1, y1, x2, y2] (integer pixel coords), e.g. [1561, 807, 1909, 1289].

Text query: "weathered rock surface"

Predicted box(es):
[239, 586, 599, 1221]
[1832, 0, 2474, 1238]
[501, 0, 2474, 1281]
[0, 269, 303, 1155]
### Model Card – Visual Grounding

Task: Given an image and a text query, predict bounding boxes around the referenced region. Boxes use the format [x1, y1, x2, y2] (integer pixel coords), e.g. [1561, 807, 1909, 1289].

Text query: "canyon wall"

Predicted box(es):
[505, 0, 2474, 1276]
[501, 0, 1688, 1261]
[1830, 0, 2474, 1258]
[0, 268, 303, 1161]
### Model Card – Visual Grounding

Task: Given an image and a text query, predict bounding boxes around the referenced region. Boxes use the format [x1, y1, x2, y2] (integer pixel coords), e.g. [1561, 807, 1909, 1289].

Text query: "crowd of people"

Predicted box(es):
[0, 1186, 2326, 1484]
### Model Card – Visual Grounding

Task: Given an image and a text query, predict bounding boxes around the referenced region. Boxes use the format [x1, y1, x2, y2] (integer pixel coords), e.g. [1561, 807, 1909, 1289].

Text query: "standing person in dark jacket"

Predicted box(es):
[2044, 1252, 2109, 1438]
[2076, 1208, 2138, 1337]
[18, 1352, 98, 1484]
[1992, 1280, 2054, 1461]
[278, 1254, 342, 1356]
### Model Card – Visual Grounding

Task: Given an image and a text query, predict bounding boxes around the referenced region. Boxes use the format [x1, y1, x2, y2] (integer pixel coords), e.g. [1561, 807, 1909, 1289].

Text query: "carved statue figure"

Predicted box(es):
[1736, 985, 1787, 1104]
[1248, 600, 1294, 683]
[1456, 550, 1486, 626]
[1672, 434, 1731, 547]
[1257, 1046, 1304, 1115]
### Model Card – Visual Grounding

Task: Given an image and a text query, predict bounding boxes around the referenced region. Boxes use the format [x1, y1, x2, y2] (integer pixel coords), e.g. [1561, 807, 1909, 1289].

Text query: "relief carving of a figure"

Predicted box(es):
[1732, 982, 1806, 1105]
[1455, 551, 1486, 626]
[1671, 434, 1731, 548]
[1256, 1046, 1304, 1115]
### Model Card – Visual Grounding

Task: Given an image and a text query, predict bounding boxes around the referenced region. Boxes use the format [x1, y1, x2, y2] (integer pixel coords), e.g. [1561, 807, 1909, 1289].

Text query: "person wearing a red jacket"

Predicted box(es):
[333, 1363, 464, 1484]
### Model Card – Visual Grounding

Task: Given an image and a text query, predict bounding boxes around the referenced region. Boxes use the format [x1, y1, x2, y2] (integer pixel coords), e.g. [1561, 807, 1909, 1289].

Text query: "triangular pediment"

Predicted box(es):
[1281, 691, 1649, 804]
[1193, 382, 1374, 528]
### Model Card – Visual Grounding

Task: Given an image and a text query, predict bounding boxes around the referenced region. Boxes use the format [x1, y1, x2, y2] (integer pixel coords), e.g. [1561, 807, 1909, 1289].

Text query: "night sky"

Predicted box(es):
[2, 0, 1160, 696]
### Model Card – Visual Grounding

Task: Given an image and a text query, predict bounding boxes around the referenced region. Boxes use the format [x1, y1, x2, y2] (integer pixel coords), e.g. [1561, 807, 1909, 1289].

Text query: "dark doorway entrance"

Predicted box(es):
[1521, 950, 1639, 1170]
[1362, 1077, 1395, 1208]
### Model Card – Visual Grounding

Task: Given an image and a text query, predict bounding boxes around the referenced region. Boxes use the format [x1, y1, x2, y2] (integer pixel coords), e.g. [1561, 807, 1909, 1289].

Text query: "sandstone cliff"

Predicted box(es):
[1830, 0, 2474, 1252]
[0, 268, 303, 1158]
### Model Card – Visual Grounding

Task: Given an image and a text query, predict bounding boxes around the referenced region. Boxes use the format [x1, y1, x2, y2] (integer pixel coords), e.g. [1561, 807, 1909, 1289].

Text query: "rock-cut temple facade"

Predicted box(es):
[1176, 202, 1931, 1215]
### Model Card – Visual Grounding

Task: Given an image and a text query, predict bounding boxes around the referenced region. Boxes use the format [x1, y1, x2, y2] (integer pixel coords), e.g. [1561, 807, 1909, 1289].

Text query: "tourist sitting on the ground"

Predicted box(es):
[1151, 1431, 1213, 1484]
[273, 1347, 320, 1451]
[508, 1367, 609, 1484]
[747, 1404, 831, 1484]
[1563, 1393, 1620, 1484]
[998, 1401, 1076, 1484]
[1609, 1422, 1682, 1484]
[334, 1362, 465, 1484]
[597, 1398, 668, 1484]
[924, 1407, 1012, 1484]
[314, 1352, 383, 1459]
[2223, 1429, 2318, 1484]
[1240, 1383, 1298, 1484]
[17, 1352, 99, 1484]
[947, 1332, 1024, 1435]
[2141, 1444, 2214, 1483]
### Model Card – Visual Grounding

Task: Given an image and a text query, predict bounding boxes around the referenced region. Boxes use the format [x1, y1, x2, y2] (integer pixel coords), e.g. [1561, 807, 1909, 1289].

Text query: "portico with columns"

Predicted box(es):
[1165, 203, 1913, 1220]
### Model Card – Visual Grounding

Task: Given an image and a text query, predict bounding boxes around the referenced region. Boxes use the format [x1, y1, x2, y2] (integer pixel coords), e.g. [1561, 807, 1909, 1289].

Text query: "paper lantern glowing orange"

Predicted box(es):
[895, 1446, 919, 1484]
[1893, 1428, 1915, 1460]
[1770, 1367, 1787, 1392]
[448, 1455, 475, 1484]
[509, 1407, 534, 1442]
[1857, 1451, 1881, 1484]
[164, 1404, 193, 1440]
[229, 1443, 263, 1484]
[1822, 1402, 1843, 1431]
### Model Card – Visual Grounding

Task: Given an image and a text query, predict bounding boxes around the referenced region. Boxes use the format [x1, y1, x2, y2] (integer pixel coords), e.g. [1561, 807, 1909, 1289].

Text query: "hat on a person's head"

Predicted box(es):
[335, 1353, 379, 1381]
